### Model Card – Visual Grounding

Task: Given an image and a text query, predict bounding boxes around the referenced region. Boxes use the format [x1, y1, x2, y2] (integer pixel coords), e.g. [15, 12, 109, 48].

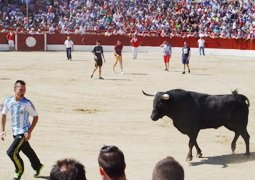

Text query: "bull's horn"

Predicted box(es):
[142, 90, 155, 96]
[161, 94, 170, 100]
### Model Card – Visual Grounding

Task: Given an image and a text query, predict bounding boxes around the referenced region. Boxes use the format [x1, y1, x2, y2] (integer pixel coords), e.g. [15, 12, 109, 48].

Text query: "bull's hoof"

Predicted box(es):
[196, 153, 202, 158]
[231, 145, 236, 153]
[186, 155, 193, 161]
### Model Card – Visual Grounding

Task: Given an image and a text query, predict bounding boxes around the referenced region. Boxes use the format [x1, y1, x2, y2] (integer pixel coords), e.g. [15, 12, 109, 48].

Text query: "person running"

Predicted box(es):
[91, 40, 105, 79]
[64, 36, 74, 60]
[160, 41, 172, 71]
[113, 40, 124, 74]
[182, 41, 191, 74]
[6, 30, 15, 51]
[1, 80, 44, 180]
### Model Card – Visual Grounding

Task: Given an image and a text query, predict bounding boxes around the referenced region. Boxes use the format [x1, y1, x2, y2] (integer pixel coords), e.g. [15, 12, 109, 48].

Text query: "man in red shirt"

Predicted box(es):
[6, 30, 15, 51]
[130, 34, 141, 59]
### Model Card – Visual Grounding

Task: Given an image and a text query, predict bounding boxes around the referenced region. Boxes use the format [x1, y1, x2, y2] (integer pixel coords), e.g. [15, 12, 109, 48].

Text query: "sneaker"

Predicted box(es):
[13, 172, 23, 180]
[99, 77, 104, 80]
[182, 71, 185, 74]
[188, 69, 190, 73]
[121, 71, 124, 75]
[34, 164, 44, 177]
[90, 74, 93, 78]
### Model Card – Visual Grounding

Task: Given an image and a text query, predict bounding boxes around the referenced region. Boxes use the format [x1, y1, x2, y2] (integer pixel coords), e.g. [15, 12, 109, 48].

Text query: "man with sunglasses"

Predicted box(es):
[98, 145, 126, 180]
[1, 80, 43, 180]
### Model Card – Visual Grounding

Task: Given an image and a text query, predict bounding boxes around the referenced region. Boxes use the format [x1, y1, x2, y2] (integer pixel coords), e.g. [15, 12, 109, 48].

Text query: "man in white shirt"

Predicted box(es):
[197, 37, 205, 56]
[64, 36, 74, 60]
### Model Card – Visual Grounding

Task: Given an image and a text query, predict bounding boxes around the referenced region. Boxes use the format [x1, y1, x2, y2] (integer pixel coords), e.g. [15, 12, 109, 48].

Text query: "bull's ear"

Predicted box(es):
[161, 94, 170, 100]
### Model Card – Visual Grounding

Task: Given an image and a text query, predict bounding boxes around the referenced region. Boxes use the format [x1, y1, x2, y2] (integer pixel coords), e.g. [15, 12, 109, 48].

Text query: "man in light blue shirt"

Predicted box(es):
[1, 80, 43, 180]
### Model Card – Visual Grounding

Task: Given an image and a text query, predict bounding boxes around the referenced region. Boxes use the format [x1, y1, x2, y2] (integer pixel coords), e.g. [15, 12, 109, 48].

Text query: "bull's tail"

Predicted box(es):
[232, 90, 250, 107]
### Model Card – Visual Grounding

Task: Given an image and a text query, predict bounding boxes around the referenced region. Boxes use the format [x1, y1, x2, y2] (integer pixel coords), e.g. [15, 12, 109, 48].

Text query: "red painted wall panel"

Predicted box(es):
[17, 34, 44, 51]
[0, 32, 8, 44]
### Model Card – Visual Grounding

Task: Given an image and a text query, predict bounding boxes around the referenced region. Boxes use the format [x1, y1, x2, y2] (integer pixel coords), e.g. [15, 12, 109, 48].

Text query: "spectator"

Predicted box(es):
[152, 156, 184, 180]
[48, 25, 56, 34]
[98, 145, 126, 180]
[105, 29, 112, 36]
[50, 158, 87, 180]
[29, 28, 36, 35]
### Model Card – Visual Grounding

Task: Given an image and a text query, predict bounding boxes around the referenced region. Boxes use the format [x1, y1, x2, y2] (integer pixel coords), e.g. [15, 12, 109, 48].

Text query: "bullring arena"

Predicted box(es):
[0, 48, 255, 180]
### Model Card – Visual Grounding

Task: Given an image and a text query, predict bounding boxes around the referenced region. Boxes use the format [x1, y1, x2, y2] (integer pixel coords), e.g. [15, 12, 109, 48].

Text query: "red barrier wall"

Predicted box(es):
[47, 34, 255, 49]
[0, 33, 254, 50]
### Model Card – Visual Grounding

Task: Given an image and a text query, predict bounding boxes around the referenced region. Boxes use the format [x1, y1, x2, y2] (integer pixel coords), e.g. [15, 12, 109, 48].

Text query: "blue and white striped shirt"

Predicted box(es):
[1, 96, 38, 136]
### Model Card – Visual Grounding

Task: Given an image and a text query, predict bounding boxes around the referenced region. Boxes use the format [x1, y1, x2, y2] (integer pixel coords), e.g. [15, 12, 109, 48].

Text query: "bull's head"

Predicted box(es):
[142, 90, 170, 121]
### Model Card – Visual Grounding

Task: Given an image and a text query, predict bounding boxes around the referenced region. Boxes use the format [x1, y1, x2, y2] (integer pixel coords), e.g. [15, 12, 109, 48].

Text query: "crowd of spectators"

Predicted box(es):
[0, 0, 254, 39]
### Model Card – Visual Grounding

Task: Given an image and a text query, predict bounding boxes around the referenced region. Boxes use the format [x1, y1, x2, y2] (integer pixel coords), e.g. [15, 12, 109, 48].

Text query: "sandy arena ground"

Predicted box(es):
[0, 49, 255, 180]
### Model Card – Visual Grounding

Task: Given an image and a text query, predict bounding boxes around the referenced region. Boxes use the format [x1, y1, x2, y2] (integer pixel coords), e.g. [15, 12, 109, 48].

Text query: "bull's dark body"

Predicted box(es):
[150, 89, 250, 161]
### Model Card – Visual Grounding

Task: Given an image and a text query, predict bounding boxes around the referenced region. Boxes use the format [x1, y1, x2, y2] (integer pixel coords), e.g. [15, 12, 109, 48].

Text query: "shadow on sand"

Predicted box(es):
[190, 73, 212, 76]
[35, 176, 50, 179]
[0, 77, 11, 80]
[189, 152, 255, 168]
[124, 73, 149, 76]
[103, 78, 131, 81]
[170, 70, 211, 76]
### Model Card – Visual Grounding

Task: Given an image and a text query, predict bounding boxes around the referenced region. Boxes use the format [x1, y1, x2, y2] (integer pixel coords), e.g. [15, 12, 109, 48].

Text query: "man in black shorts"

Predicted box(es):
[91, 40, 105, 79]
[182, 41, 191, 74]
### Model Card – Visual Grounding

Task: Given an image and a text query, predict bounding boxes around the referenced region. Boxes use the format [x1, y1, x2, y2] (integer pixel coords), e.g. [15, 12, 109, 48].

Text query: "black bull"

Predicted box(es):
[143, 89, 250, 161]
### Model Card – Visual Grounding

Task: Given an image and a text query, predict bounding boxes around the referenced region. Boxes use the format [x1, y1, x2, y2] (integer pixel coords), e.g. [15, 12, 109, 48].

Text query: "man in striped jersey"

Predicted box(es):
[1, 80, 43, 180]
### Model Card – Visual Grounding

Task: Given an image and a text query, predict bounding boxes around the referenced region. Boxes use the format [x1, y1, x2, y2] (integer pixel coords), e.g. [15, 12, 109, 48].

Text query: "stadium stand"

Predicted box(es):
[0, 0, 254, 39]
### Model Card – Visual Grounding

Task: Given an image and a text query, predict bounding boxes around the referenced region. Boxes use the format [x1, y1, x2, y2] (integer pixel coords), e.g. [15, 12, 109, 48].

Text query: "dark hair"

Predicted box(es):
[152, 156, 184, 180]
[50, 159, 87, 180]
[98, 145, 126, 178]
[15, 80, 26, 86]
[96, 40, 101, 43]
